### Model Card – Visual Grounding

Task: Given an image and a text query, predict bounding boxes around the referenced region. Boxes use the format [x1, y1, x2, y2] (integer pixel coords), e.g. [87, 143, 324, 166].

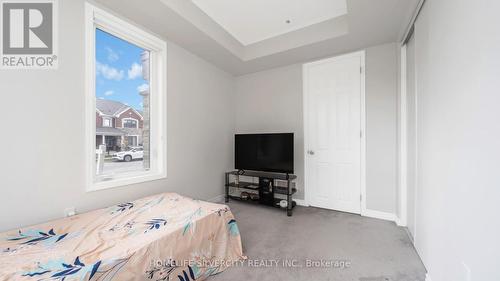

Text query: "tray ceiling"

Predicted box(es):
[94, 0, 420, 75]
[191, 0, 348, 46]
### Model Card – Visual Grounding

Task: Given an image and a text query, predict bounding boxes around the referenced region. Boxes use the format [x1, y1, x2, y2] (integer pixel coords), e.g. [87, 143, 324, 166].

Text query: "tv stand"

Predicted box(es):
[224, 170, 297, 216]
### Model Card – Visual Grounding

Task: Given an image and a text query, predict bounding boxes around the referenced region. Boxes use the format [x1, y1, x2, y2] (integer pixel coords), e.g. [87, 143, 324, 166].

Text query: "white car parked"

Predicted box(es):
[112, 147, 144, 162]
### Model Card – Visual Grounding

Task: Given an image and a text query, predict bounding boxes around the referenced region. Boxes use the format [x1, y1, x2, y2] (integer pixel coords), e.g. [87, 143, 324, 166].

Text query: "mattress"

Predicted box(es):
[0, 193, 245, 280]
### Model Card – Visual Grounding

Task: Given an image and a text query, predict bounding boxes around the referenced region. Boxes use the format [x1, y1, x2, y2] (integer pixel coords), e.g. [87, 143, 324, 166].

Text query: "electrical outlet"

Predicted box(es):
[64, 207, 76, 217]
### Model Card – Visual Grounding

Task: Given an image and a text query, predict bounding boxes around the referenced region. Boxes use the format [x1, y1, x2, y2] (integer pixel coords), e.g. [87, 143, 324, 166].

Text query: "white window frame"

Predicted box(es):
[102, 117, 112, 127]
[85, 3, 167, 192]
[122, 117, 139, 129]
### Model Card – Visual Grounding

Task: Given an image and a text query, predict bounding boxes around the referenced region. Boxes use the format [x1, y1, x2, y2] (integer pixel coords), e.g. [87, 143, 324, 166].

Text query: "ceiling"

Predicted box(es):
[191, 0, 348, 46]
[94, 0, 420, 76]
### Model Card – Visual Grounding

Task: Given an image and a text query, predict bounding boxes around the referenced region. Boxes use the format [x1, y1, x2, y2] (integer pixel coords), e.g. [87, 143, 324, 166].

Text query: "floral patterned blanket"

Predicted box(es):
[0, 193, 245, 280]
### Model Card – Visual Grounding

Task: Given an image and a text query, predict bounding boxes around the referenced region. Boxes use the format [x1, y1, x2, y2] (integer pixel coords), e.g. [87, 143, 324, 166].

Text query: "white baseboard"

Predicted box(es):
[403, 226, 415, 243]
[395, 216, 407, 227]
[218, 194, 399, 224]
[207, 194, 225, 203]
[218, 194, 395, 223]
[362, 209, 396, 222]
[293, 199, 309, 207]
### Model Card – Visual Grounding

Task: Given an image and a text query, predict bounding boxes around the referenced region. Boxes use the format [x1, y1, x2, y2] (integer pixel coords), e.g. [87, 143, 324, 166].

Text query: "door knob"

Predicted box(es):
[308, 150, 315, 155]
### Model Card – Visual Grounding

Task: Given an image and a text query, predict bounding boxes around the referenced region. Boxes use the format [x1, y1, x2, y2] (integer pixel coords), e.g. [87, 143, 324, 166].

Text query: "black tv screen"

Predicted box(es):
[235, 133, 294, 174]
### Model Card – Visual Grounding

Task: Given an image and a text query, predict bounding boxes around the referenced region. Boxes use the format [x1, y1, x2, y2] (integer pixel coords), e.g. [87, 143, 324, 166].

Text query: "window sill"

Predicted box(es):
[87, 171, 166, 192]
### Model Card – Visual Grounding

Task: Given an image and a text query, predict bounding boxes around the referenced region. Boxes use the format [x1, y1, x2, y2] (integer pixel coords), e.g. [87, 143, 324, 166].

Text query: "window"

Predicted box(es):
[102, 117, 112, 127]
[127, 136, 138, 147]
[123, 118, 138, 128]
[85, 4, 167, 191]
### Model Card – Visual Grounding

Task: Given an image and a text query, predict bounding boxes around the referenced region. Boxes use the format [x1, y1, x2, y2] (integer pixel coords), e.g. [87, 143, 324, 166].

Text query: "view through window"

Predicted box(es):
[95, 28, 151, 178]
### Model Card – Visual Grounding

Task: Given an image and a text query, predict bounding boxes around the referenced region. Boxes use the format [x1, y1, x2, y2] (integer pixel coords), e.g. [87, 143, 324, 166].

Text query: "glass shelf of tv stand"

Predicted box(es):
[225, 181, 259, 190]
[226, 170, 297, 181]
[225, 181, 297, 195]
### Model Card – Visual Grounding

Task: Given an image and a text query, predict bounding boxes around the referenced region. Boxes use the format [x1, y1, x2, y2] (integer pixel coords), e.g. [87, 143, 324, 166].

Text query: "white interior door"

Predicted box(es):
[304, 52, 364, 214]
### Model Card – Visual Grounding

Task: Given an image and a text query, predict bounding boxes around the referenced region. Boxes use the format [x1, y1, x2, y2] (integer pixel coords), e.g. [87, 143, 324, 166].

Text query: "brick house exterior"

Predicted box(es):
[96, 99, 144, 151]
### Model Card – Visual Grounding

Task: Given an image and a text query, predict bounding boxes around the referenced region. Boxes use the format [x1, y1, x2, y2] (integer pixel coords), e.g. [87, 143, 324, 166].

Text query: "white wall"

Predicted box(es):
[235, 43, 399, 215]
[235, 65, 305, 198]
[408, 0, 500, 280]
[365, 43, 399, 214]
[0, 0, 235, 232]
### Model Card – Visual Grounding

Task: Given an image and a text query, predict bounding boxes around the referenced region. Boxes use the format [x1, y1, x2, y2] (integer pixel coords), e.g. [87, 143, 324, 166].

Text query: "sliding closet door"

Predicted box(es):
[304, 52, 364, 214]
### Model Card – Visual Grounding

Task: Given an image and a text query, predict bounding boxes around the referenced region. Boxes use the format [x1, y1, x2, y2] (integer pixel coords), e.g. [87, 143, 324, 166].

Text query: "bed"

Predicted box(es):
[0, 193, 245, 281]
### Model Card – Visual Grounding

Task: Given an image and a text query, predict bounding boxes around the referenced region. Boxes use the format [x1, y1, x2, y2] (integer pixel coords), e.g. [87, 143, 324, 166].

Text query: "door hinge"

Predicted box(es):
[360, 130, 363, 138]
[360, 194, 362, 202]
[360, 67, 363, 74]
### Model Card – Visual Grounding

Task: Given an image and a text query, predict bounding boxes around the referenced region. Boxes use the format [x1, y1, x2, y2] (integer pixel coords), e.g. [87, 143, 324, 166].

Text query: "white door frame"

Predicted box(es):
[303, 50, 367, 214]
[400, 35, 419, 239]
[398, 44, 408, 227]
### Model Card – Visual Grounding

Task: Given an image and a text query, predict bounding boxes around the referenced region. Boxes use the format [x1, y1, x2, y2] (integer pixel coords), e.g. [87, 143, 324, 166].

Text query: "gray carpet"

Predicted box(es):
[213, 201, 426, 281]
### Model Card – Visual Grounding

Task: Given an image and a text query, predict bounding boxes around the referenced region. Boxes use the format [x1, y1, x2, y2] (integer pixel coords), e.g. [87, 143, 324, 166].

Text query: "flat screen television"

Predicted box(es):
[235, 133, 294, 174]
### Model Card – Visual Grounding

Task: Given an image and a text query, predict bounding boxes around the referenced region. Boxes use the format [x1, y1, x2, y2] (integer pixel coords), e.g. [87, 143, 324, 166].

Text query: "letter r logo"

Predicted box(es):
[2, 2, 53, 54]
